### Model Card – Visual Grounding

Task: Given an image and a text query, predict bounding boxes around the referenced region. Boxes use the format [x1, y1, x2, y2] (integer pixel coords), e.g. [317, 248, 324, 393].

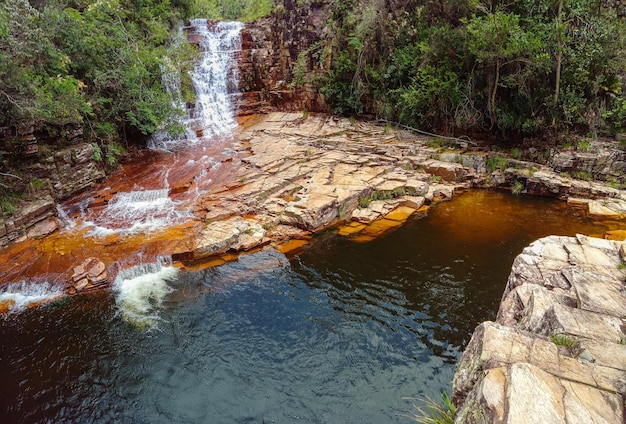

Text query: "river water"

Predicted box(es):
[1, 190, 621, 423]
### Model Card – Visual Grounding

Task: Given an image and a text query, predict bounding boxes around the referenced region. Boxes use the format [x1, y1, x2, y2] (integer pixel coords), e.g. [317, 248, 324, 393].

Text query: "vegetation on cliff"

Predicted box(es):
[0, 0, 272, 138]
[319, 0, 626, 139]
[0, 0, 272, 215]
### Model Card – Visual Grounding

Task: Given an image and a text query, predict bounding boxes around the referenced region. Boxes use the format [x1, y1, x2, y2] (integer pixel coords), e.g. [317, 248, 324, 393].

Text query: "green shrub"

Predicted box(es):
[576, 140, 591, 152]
[571, 170, 591, 181]
[358, 194, 372, 208]
[486, 156, 508, 173]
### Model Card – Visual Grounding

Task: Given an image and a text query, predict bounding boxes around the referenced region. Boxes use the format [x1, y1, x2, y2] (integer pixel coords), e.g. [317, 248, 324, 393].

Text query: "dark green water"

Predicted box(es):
[0, 190, 621, 423]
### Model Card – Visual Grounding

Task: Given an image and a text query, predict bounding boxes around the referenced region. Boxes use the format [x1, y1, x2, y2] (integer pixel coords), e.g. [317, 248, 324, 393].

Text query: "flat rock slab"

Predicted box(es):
[460, 362, 623, 424]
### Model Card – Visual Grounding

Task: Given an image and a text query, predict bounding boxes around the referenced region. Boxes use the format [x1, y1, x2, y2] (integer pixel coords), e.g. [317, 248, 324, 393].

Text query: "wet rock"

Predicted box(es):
[70, 257, 109, 292]
[26, 217, 58, 239]
[605, 229, 626, 240]
[187, 217, 267, 260]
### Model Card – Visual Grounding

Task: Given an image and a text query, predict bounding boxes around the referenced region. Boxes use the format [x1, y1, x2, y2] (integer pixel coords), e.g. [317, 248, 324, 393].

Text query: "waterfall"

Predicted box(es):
[113, 258, 178, 327]
[82, 189, 188, 237]
[149, 20, 243, 150]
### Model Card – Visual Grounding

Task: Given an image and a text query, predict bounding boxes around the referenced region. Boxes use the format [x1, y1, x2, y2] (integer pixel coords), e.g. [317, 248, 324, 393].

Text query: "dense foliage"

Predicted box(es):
[320, 0, 626, 139]
[0, 0, 272, 140]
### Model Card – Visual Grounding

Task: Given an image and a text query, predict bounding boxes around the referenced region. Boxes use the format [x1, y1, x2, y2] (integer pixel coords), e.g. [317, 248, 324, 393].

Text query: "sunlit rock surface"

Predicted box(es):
[453, 235, 626, 423]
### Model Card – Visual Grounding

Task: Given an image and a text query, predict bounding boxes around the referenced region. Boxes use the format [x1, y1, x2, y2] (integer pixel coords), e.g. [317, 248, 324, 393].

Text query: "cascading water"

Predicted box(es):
[113, 258, 178, 327]
[86, 189, 187, 236]
[0, 20, 244, 317]
[146, 57, 199, 150]
[148, 19, 243, 150]
[0, 281, 64, 314]
[77, 20, 243, 236]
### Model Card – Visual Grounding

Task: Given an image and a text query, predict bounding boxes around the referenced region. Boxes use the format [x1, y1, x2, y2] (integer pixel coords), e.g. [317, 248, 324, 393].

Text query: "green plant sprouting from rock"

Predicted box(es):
[551, 333, 576, 348]
[512, 180, 524, 196]
[404, 391, 456, 424]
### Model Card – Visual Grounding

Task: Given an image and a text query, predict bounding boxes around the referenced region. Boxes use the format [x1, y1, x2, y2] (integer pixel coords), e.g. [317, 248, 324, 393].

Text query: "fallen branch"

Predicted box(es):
[376, 118, 478, 146]
[0, 172, 22, 180]
[0, 172, 22, 189]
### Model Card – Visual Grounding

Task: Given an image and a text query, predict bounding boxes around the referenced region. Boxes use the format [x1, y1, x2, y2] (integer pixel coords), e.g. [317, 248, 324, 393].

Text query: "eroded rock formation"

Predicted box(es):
[453, 234, 626, 423]
[237, 0, 330, 114]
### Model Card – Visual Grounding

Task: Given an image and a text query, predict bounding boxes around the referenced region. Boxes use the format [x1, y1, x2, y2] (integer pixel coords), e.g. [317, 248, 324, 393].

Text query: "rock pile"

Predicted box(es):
[69, 257, 109, 294]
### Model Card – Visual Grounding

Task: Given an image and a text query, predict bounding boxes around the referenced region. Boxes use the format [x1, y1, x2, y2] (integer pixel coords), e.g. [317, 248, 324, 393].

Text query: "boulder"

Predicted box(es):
[423, 159, 464, 182]
[454, 234, 626, 423]
[184, 217, 267, 261]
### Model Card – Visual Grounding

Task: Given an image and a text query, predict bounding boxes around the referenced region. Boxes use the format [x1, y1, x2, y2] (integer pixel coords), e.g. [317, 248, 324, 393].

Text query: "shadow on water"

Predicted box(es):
[1, 190, 623, 423]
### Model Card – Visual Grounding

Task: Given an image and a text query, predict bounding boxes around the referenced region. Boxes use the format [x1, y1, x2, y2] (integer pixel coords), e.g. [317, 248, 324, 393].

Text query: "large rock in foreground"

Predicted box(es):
[453, 235, 626, 423]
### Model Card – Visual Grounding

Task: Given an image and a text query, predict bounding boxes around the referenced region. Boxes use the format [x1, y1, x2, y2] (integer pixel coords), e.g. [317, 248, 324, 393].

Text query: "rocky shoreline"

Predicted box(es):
[3, 112, 626, 291]
[453, 234, 626, 423]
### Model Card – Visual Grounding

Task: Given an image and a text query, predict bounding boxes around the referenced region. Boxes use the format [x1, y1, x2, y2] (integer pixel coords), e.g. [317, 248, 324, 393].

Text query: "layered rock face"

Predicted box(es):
[453, 235, 626, 423]
[0, 124, 106, 247]
[237, 0, 329, 114]
[172, 112, 473, 263]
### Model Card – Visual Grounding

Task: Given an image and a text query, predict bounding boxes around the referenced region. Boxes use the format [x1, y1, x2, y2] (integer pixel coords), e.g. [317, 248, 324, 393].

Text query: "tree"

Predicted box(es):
[465, 11, 545, 128]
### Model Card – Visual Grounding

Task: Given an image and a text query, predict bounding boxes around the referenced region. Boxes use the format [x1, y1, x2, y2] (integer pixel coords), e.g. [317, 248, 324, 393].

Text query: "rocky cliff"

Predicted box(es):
[0, 123, 107, 247]
[453, 234, 626, 423]
[237, 0, 330, 115]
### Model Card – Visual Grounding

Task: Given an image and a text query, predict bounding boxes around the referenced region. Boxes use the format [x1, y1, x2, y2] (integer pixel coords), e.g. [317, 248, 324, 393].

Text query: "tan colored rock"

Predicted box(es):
[566, 270, 626, 317]
[480, 367, 507, 421]
[400, 195, 425, 209]
[561, 379, 624, 424]
[541, 303, 625, 342]
[351, 207, 380, 224]
[384, 206, 416, 222]
[192, 217, 266, 259]
[507, 363, 566, 424]
[578, 339, 626, 372]
[456, 234, 626, 424]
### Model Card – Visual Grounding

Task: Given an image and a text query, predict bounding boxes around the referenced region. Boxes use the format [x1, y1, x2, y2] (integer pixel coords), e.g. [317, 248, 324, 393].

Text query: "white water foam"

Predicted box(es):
[114, 261, 178, 328]
[0, 281, 64, 314]
[147, 58, 199, 150]
[83, 189, 189, 236]
[148, 20, 243, 150]
[59, 22, 243, 235]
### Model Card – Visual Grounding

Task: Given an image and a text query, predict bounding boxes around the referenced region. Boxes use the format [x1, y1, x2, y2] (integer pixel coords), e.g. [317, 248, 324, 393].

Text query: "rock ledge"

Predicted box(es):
[453, 235, 626, 423]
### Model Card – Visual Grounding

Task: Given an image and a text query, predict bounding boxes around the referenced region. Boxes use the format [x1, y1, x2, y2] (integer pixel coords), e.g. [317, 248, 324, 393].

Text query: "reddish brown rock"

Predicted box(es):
[70, 257, 109, 292]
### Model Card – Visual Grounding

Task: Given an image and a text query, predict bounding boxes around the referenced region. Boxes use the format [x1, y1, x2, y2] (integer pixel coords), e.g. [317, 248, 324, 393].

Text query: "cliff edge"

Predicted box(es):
[453, 234, 626, 423]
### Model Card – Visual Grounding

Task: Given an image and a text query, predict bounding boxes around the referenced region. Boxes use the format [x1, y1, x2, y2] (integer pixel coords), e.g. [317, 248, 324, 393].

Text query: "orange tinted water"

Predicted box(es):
[0, 136, 242, 287]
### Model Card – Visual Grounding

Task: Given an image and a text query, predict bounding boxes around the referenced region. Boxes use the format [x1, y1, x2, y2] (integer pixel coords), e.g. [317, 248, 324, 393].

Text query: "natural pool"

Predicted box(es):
[1, 190, 622, 423]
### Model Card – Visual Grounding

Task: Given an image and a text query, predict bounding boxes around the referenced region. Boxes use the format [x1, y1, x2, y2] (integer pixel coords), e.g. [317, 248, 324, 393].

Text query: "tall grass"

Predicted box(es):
[402, 392, 456, 424]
